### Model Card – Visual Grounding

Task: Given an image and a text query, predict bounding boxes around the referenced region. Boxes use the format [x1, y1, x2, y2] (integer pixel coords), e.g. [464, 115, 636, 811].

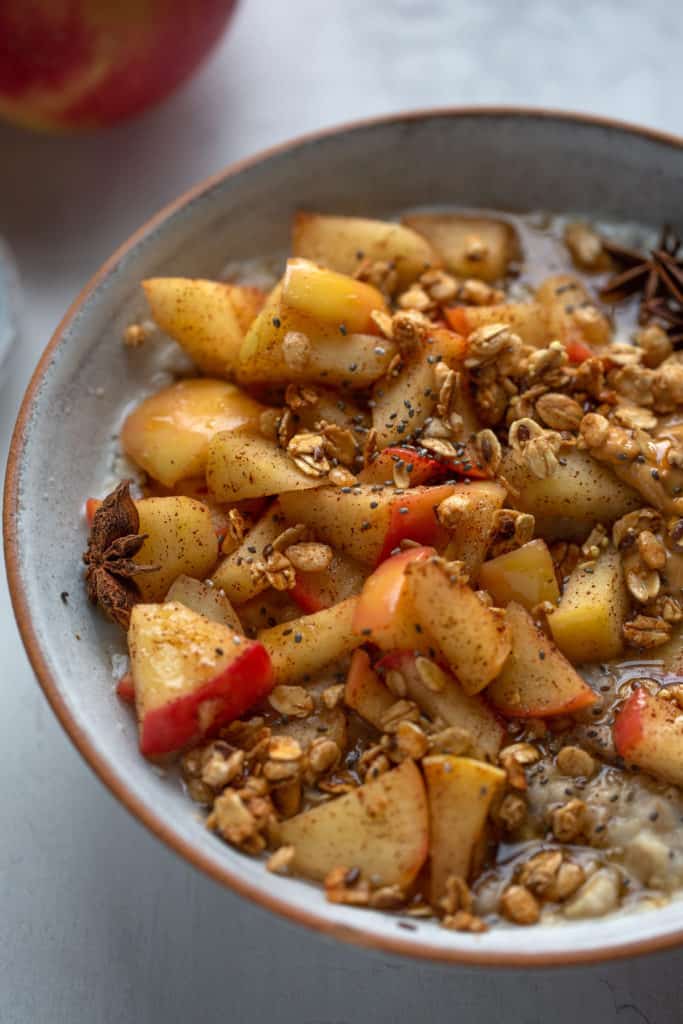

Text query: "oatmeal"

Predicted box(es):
[84, 208, 683, 932]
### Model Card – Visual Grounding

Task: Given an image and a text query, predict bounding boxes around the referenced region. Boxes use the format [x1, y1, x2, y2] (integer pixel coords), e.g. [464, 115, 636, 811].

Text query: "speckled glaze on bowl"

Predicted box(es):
[5, 109, 683, 966]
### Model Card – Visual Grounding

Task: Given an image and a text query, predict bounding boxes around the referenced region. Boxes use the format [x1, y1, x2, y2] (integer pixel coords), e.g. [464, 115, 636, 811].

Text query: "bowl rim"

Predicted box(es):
[5, 105, 683, 967]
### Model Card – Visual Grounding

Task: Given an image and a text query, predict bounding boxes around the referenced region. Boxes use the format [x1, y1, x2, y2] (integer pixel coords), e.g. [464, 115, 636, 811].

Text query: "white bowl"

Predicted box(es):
[6, 109, 683, 965]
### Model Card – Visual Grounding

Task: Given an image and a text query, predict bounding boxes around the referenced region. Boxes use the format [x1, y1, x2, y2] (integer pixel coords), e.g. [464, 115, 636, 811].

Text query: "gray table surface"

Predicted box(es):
[2, 1, 683, 1021]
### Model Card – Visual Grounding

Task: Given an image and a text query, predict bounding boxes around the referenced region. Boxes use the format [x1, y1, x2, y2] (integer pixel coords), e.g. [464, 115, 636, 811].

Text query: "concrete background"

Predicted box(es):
[2, 1, 683, 1020]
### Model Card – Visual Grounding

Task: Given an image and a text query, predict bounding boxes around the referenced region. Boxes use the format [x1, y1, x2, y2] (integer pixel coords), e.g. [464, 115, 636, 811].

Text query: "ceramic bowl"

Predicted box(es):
[5, 109, 683, 966]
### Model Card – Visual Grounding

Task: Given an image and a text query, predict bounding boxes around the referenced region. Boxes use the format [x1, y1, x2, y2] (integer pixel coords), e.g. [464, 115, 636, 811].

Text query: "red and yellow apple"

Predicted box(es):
[614, 688, 683, 787]
[279, 483, 457, 567]
[359, 444, 488, 487]
[0, 1, 237, 133]
[352, 546, 434, 651]
[404, 558, 512, 695]
[128, 601, 272, 757]
[290, 550, 366, 614]
[487, 602, 596, 718]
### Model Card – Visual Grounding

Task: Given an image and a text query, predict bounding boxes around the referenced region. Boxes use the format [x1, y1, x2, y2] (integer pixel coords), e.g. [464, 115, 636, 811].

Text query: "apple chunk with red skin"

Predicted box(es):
[487, 602, 596, 718]
[405, 558, 512, 695]
[276, 760, 428, 887]
[352, 546, 435, 651]
[128, 602, 272, 757]
[279, 483, 457, 566]
[614, 688, 683, 787]
[360, 445, 488, 487]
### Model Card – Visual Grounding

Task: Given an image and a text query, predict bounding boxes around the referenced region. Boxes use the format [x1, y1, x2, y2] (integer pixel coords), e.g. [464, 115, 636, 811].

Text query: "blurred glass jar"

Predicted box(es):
[0, 240, 19, 388]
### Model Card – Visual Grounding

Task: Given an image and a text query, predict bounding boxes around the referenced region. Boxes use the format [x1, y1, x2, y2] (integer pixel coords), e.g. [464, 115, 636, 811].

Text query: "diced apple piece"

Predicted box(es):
[422, 324, 469, 366]
[235, 590, 301, 634]
[291, 212, 439, 288]
[344, 649, 395, 730]
[614, 688, 683, 787]
[501, 448, 640, 527]
[295, 332, 398, 388]
[226, 286, 266, 333]
[536, 274, 611, 348]
[281, 258, 387, 334]
[488, 602, 596, 718]
[360, 446, 449, 486]
[479, 539, 559, 610]
[121, 379, 264, 487]
[378, 485, 462, 564]
[257, 597, 361, 685]
[361, 443, 490, 488]
[405, 559, 511, 695]
[279, 483, 457, 566]
[207, 432, 324, 502]
[161, 483, 265, 548]
[291, 550, 367, 614]
[378, 652, 504, 760]
[402, 213, 519, 282]
[128, 602, 272, 756]
[133, 497, 219, 601]
[165, 574, 242, 633]
[548, 548, 628, 664]
[372, 348, 437, 448]
[143, 278, 265, 376]
[237, 280, 396, 389]
[211, 503, 286, 604]
[353, 547, 434, 651]
[294, 387, 370, 433]
[440, 480, 507, 577]
[423, 755, 506, 899]
[445, 302, 549, 348]
[277, 760, 428, 887]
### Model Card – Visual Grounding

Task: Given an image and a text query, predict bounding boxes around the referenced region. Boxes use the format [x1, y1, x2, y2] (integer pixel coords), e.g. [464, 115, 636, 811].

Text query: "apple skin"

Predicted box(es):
[614, 687, 683, 787]
[0, 1, 237, 132]
[116, 672, 136, 704]
[376, 485, 454, 565]
[353, 546, 435, 651]
[139, 642, 271, 757]
[360, 445, 488, 487]
[290, 552, 366, 615]
[128, 601, 272, 757]
[487, 602, 596, 718]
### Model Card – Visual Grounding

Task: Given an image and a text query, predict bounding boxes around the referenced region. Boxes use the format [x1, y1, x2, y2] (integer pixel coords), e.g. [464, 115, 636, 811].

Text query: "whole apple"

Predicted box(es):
[0, 0, 237, 132]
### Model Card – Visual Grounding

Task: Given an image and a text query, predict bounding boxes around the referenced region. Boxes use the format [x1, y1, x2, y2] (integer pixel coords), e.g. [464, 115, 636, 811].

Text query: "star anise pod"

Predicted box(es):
[600, 226, 683, 341]
[83, 481, 158, 628]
